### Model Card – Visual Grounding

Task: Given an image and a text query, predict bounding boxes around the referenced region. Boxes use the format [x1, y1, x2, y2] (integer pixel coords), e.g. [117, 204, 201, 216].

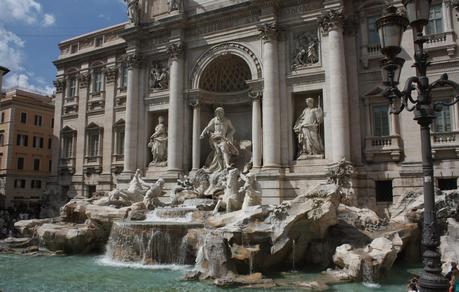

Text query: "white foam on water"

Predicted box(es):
[363, 282, 382, 289]
[96, 256, 192, 271]
[144, 209, 194, 223]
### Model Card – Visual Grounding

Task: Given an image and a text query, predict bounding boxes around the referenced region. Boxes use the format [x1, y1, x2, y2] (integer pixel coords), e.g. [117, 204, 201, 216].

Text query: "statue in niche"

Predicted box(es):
[293, 34, 319, 66]
[294, 97, 324, 158]
[125, 0, 140, 25]
[148, 116, 168, 167]
[168, 0, 183, 13]
[200, 107, 239, 173]
[150, 65, 169, 90]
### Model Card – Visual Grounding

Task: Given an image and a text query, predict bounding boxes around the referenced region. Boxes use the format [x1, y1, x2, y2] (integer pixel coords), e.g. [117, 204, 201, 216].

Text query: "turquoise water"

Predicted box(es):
[0, 254, 417, 291]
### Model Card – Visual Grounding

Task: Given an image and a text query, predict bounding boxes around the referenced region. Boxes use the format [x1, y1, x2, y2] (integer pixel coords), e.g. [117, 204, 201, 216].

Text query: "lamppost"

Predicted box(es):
[376, 2, 458, 291]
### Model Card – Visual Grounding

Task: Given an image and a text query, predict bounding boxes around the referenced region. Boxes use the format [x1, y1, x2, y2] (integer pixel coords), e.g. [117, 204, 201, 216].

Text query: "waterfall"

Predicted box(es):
[249, 250, 254, 275]
[361, 256, 380, 287]
[292, 239, 296, 271]
[105, 221, 202, 265]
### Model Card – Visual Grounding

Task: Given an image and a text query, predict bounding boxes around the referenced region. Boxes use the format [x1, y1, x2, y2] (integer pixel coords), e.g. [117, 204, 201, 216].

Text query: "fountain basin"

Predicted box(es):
[106, 221, 204, 265]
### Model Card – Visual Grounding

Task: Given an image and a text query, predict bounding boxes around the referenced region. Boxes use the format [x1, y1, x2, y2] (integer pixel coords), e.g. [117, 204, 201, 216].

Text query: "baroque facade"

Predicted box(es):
[52, 0, 459, 214]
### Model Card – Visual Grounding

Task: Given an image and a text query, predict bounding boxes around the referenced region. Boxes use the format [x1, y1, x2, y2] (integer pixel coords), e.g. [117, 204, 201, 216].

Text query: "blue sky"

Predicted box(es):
[0, 0, 127, 95]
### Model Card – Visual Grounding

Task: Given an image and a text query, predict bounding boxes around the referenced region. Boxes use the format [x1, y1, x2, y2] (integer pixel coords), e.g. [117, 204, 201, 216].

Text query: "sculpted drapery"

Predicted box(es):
[294, 98, 324, 157]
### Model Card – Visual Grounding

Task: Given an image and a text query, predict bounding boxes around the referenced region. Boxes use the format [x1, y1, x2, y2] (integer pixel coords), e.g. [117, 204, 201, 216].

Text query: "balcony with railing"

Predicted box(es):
[431, 131, 459, 159]
[111, 154, 124, 174]
[364, 135, 403, 162]
[83, 156, 103, 174]
[424, 31, 456, 56]
[59, 157, 75, 174]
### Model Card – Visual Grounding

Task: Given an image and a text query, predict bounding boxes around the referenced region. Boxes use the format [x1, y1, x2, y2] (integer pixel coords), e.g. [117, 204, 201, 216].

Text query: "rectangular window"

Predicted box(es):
[31, 180, 42, 189]
[1, 112, 4, 123]
[434, 102, 452, 133]
[88, 132, 100, 157]
[48, 138, 52, 149]
[0, 133, 3, 146]
[372, 105, 390, 136]
[121, 66, 128, 89]
[375, 180, 393, 202]
[17, 135, 28, 147]
[48, 159, 52, 172]
[95, 36, 103, 47]
[20, 112, 27, 123]
[367, 16, 380, 45]
[69, 78, 77, 97]
[33, 158, 40, 171]
[51, 118, 54, 129]
[17, 157, 24, 170]
[34, 115, 43, 126]
[71, 44, 78, 54]
[438, 178, 458, 191]
[63, 136, 74, 158]
[33, 136, 44, 148]
[426, 5, 443, 35]
[94, 71, 103, 93]
[14, 179, 26, 188]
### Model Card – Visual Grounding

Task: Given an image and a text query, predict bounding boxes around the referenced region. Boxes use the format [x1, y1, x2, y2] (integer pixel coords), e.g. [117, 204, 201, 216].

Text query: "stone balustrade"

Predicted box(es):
[364, 135, 403, 162]
[431, 131, 459, 159]
[59, 157, 76, 174]
[424, 31, 456, 56]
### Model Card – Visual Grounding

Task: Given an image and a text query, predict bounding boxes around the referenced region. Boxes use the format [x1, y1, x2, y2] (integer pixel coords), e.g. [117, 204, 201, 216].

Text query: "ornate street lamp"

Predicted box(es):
[377, 3, 458, 292]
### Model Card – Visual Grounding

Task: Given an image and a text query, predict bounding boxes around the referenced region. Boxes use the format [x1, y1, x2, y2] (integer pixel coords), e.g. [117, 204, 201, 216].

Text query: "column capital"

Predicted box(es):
[126, 53, 144, 69]
[319, 9, 345, 35]
[189, 99, 200, 108]
[257, 22, 279, 41]
[104, 66, 118, 83]
[78, 72, 90, 88]
[249, 90, 263, 101]
[53, 79, 66, 93]
[167, 42, 185, 60]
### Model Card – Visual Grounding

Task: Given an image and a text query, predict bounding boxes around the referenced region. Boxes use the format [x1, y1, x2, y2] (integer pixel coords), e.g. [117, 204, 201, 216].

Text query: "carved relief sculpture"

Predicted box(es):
[125, 0, 140, 26]
[293, 33, 319, 67]
[294, 97, 324, 159]
[148, 116, 168, 167]
[168, 0, 183, 13]
[150, 64, 169, 90]
[200, 107, 239, 173]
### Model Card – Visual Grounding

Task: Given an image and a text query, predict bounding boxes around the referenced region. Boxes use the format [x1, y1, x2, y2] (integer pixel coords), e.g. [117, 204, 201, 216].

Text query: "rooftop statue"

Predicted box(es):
[125, 0, 140, 25]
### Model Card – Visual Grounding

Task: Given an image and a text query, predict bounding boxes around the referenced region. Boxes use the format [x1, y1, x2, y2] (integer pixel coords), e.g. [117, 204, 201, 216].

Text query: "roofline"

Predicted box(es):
[0, 66, 10, 75]
[59, 22, 128, 45]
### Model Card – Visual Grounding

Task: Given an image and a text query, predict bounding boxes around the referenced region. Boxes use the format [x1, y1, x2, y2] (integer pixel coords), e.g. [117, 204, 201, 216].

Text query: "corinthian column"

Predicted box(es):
[258, 22, 281, 168]
[250, 92, 263, 168]
[123, 53, 142, 174]
[167, 42, 185, 173]
[320, 10, 351, 161]
[191, 100, 201, 170]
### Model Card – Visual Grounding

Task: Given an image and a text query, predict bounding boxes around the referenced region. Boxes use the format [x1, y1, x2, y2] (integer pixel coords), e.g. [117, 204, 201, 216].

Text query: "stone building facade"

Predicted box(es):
[0, 89, 55, 209]
[52, 0, 459, 213]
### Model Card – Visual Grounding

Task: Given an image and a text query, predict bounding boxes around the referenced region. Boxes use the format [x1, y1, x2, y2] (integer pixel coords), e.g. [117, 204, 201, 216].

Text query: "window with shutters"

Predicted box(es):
[372, 105, 390, 136]
[426, 5, 443, 35]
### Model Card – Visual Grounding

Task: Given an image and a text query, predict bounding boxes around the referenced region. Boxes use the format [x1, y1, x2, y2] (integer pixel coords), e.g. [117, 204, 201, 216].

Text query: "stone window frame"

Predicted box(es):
[85, 122, 103, 159]
[89, 61, 106, 96]
[431, 89, 459, 133]
[426, 3, 444, 35]
[371, 103, 391, 137]
[112, 119, 125, 158]
[61, 126, 77, 159]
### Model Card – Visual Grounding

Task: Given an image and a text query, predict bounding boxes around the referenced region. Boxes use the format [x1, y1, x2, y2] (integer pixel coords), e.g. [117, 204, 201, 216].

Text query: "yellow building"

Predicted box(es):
[0, 89, 55, 210]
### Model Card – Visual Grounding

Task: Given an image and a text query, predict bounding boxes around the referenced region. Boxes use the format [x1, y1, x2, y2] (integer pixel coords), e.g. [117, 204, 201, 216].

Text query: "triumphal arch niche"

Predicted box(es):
[188, 43, 263, 173]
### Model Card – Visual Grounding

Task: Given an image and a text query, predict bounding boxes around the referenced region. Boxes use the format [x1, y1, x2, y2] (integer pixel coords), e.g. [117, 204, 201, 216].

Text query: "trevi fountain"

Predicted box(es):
[2, 0, 459, 291]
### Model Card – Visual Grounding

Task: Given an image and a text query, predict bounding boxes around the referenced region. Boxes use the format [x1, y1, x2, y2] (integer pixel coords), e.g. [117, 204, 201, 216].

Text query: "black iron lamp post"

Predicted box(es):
[376, 2, 459, 292]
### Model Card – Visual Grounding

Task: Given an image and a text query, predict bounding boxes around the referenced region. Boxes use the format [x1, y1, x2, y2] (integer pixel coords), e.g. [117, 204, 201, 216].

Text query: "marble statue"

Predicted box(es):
[150, 66, 168, 90]
[108, 169, 151, 205]
[294, 97, 324, 158]
[168, 0, 183, 12]
[148, 116, 168, 167]
[213, 168, 243, 214]
[200, 107, 239, 173]
[143, 178, 166, 210]
[125, 0, 140, 25]
[241, 173, 261, 210]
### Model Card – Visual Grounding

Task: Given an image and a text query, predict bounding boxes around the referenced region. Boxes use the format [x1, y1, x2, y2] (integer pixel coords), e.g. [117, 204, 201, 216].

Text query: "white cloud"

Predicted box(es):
[0, 26, 25, 71]
[4, 73, 54, 95]
[42, 13, 55, 27]
[0, 0, 55, 27]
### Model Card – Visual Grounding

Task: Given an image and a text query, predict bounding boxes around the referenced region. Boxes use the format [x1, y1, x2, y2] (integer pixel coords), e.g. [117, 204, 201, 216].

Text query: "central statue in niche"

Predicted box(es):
[294, 97, 324, 158]
[200, 107, 239, 172]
